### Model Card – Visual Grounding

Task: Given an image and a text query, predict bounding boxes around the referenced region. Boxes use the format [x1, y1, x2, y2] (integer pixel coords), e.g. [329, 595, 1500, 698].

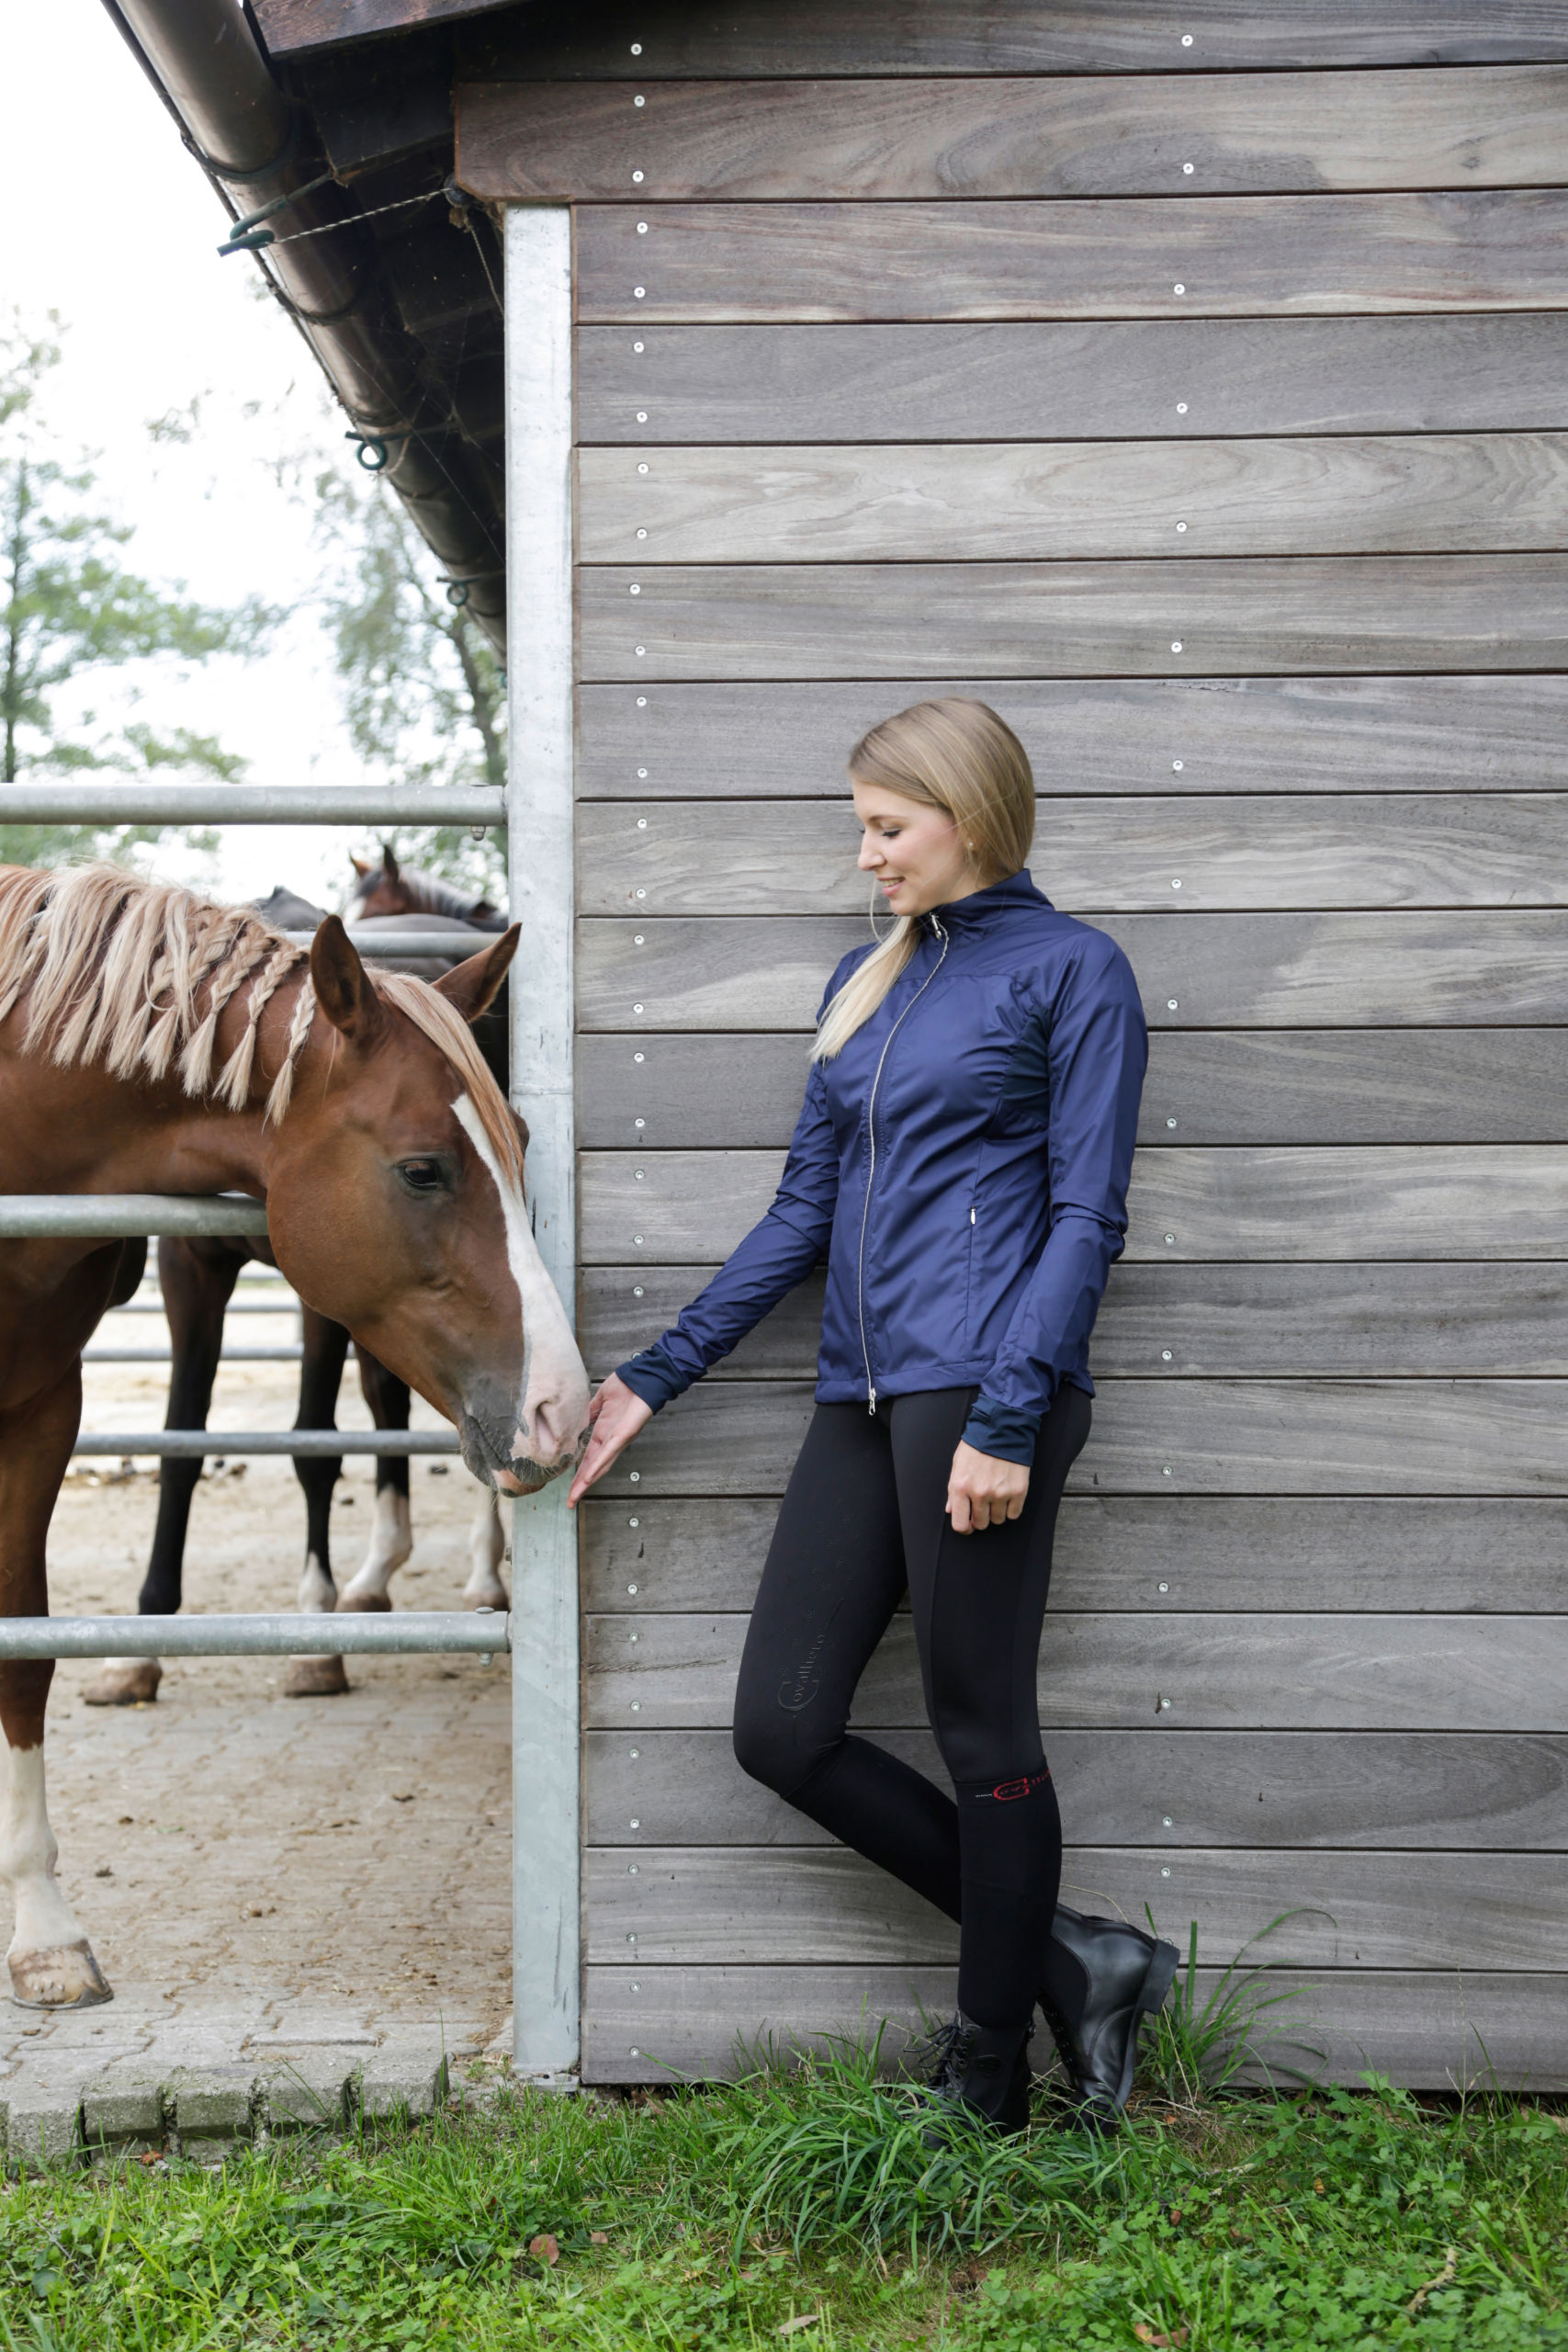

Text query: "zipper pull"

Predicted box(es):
[867, 1385, 877, 1416]
[970, 1205, 976, 1226]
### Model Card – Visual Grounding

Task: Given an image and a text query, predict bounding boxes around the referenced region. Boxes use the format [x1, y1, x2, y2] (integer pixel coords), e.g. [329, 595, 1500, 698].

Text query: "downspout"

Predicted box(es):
[99, 0, 506, 650]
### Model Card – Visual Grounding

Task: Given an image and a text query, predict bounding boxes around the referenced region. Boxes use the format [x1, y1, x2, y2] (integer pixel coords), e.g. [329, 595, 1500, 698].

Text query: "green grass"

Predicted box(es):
[4, 2049, 1567, 2351]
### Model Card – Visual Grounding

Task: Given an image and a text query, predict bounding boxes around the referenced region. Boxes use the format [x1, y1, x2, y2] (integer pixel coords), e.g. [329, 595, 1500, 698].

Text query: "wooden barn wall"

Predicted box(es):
[459, 4, 1568, 2088]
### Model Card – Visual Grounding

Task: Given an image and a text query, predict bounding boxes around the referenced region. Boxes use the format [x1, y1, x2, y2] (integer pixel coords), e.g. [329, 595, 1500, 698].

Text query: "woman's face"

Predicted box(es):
[852, 779, 979, 917]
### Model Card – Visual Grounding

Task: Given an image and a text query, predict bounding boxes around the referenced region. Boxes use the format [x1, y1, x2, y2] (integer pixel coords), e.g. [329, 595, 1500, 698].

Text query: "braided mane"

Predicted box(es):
[0, 865, 522, 1177]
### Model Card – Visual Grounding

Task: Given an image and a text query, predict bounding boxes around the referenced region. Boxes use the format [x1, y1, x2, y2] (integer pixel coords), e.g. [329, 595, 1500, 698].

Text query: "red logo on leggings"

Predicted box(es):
[980, 1769, 1051, 1804]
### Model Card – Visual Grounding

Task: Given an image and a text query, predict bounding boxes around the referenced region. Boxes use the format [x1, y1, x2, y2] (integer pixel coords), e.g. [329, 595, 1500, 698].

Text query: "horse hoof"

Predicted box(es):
[83, 1658, 163, 1707]
[336, 1589, 393, 1613]
[463, 1580, 510, 1612]
[283, 1655, 350, 1698]
[9, 1939, 113, 2008]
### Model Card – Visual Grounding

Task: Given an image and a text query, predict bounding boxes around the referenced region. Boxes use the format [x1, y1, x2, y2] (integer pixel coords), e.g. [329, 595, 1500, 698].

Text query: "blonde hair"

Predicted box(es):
[812, 698, 1035, 1063]
[0, 863, 523, 1179]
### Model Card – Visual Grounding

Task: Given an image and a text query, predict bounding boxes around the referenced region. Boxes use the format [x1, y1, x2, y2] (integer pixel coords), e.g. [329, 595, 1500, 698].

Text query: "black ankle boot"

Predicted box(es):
[916, 2011, 1034, 2140]
[1039, 1904, 1179, 2129]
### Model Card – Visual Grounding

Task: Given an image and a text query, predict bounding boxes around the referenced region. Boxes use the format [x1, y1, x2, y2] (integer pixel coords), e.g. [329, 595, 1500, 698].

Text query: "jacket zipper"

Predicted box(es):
[855, 914, 950, 1413]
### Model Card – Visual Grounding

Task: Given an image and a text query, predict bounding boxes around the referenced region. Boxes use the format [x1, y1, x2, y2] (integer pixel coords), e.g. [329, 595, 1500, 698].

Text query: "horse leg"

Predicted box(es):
[88, 1238, 240, 1707]
[462, 1488, 510, 1612]
[339, 1351, 412, 1611]
[0, 1362, 111, 2007]
[284, 1309, 351, 1698]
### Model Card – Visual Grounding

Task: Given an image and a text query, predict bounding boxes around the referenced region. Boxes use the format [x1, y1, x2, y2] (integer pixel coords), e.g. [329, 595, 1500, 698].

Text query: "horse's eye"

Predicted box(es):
[397, 1158, 446, 1194]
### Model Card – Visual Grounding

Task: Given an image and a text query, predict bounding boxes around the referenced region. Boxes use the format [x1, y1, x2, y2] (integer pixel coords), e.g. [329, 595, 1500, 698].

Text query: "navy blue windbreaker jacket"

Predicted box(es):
[615, 868, 1147, 1464]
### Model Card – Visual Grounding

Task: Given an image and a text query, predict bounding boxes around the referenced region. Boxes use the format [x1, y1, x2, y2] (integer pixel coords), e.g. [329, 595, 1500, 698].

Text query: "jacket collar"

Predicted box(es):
[924, 867, 1049, 934]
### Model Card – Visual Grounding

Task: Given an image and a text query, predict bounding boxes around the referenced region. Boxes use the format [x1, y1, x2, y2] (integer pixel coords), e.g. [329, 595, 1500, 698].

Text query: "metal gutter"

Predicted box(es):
[99, 0, 506, 649]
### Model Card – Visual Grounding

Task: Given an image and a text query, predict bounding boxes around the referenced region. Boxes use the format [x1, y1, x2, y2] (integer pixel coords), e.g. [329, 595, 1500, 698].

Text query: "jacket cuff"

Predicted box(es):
[960, 1393, 1042, 1467]
[615, 1347, 687, 1414]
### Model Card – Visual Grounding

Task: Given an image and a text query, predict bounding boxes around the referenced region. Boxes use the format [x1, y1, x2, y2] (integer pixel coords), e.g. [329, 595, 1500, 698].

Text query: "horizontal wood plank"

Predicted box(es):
[578, 794, 1568, 913]
[578, 321, 1568, 445]
[575, 195, 1568, 324]
[581, 1963, 1568, 2089]
[580, 1493, 1568, 1615]
[581, 435, 1568, 565]
[466, 4, 1568, 78]
[580, 1376, 1568, 1496]
[585, 1844, 1567, 1968]
[463, 68, 1568, 201]
[580, 1030, 1568, 1148]
[580, 556, 1568, 679]
[581, 1260, 1568, 1378]
[585, 1609, 1568, 1729]
[585, 1727, 1568, 1849]
[578, 911, 1568, 1029]
[581, 1145, 1568, 1262]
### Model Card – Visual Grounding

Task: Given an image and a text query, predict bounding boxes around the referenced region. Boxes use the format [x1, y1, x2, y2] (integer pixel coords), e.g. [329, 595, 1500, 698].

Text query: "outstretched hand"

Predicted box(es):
[568, 1372, 652, 1507]
[946, 1439, 1030, 1534]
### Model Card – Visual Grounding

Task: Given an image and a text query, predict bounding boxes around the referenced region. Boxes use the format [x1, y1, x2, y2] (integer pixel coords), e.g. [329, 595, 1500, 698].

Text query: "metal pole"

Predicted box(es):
[0, 784, 502, 825]
[0, 1611, 506, 1660]
[70, 1430, 458, 1457]
[0, 1196, 268, 1239]
[504, 202, 580, 2086]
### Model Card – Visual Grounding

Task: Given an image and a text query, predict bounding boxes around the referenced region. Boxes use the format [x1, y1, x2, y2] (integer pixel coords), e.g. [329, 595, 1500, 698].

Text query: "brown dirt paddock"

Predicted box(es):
[18, 1352, 513, 2044]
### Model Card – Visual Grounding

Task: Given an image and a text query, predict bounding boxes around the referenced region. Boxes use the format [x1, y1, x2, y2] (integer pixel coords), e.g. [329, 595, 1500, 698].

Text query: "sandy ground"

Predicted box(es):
[17, 1335, 513, 2047]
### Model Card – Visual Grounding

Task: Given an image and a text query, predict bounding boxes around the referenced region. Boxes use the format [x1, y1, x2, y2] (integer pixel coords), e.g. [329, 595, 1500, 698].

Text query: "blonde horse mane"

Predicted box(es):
[0, 864, 522, 1176]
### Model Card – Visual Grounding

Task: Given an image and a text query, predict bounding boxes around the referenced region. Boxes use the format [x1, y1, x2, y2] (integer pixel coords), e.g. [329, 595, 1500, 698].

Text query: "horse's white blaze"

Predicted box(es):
[342, 1487, 414, 1606]
[1, 1743, 87, 1962]
[453, 1092, 588, 1471]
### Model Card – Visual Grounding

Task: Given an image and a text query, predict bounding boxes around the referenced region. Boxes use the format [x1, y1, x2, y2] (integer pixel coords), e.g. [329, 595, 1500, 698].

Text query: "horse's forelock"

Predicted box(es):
[371, 969, 524, 1187]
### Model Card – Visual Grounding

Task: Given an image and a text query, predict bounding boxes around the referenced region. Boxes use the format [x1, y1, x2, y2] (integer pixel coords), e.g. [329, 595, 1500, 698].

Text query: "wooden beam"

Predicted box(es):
[254, 0, 500, 61]
[578, 910, 1568, 1031]
[580, 1260, 1568, 1378]
[575, 194, 1568, 323]
[580, 435, 1568, 564]
[462, 68, 1568, 202]
[579, 1492, 1568, 1615]
[584, 1727, 1568, 1849]
[576, 793, 1568, 914]
[464, 3, 1568, 80]
[581, 556, 1568, 680]
[576, 1374, 1568, 1497]
[579, 1030, 1568, 1149]
[581, 1145, 1568, 1263]
[578, 318, 1568, 445]
[582, 1963, 1568, 2088]
[584, 1606, 1568, 1724]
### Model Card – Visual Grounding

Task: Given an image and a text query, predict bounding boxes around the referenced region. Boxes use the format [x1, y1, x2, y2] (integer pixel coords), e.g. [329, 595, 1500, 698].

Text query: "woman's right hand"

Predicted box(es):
[567, 1372, 653, 1507]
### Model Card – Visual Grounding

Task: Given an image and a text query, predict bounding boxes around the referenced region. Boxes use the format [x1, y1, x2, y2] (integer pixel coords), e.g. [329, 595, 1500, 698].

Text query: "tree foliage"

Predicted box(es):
[310, 461, 506, 896]
[0, 314, 271, 867]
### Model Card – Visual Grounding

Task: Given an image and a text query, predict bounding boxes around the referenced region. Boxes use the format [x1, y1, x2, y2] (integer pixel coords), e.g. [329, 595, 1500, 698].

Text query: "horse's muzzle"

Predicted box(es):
[459, 1407, 557, 1496]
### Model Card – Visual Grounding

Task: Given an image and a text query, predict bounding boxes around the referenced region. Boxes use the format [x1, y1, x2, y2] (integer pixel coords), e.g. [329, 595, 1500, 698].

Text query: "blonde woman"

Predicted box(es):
[571, 700, 1177, 2134]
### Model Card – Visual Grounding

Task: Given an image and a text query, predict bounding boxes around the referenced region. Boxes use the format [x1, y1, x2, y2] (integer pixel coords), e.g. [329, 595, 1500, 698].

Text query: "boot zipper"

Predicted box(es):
[856, 914, 949, 1413]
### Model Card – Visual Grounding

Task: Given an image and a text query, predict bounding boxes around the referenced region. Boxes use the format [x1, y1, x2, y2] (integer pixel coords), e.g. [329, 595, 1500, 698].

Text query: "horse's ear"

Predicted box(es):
[434, 924, 519, 1024]
[350, 854, 372, 878]
[310, 916, 387, 1047]
[379, 842, 400, 882]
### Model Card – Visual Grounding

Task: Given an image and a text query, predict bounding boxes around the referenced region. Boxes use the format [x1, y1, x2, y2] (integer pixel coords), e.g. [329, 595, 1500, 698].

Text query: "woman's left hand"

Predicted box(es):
[946, 1441, 1030, 1533]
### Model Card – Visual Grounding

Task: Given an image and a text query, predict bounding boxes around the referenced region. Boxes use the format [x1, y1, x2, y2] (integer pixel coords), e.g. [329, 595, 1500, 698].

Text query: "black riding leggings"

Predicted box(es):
[732, 1383, 1092, 2030]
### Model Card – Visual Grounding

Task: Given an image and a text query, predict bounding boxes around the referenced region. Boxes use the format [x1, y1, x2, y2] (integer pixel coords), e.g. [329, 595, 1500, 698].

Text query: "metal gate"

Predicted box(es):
[0, 205, 578, 2080]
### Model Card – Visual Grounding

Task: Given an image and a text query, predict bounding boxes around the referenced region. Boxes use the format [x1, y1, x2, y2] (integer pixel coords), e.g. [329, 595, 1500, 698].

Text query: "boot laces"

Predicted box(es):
[907, 2013, 975, 2095]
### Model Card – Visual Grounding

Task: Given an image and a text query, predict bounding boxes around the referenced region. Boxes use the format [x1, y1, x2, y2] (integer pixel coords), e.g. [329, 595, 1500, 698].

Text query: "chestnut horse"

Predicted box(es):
[0, 864, 589, 2007]
[92, 883, 515, 1706]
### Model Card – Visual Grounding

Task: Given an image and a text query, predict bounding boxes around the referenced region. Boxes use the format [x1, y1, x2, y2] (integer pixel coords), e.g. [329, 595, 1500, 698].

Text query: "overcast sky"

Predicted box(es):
[1, 0, 418, 910]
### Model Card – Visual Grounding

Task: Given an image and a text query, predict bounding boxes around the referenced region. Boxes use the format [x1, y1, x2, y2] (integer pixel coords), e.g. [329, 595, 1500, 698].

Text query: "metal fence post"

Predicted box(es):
[503, 203, 580, 2083]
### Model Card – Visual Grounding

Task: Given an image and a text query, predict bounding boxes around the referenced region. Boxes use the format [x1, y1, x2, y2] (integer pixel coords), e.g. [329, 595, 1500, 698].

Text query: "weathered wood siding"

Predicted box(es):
[460, 5, 1568, 2087]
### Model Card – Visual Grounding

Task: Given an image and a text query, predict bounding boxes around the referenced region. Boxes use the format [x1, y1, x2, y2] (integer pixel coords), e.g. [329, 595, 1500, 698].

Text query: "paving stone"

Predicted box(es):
[257, 2054, 354, 2133]
[81, 2063, 165, 2157]
[357, 2047, 449, 2121]
[3, 2085, 84, 2172]
[166, 2065, 256, 2160]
